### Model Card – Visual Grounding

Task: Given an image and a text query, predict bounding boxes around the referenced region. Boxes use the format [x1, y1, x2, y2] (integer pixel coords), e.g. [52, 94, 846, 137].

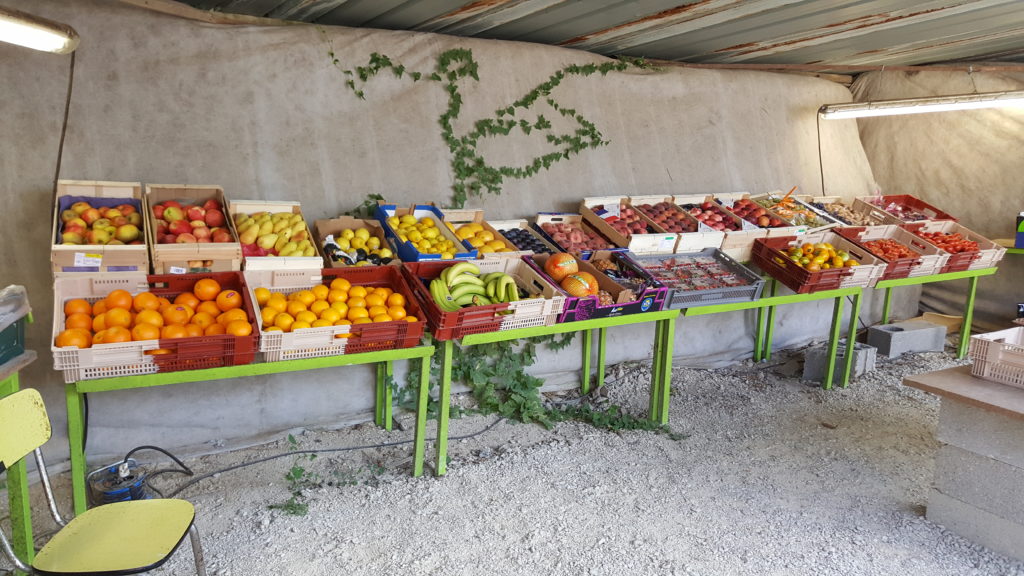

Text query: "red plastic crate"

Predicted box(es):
[751, 233, 885, 294]
[243, 266, 426, 361]
[834, 225, 948, 280]
[52, 272, 257, 383]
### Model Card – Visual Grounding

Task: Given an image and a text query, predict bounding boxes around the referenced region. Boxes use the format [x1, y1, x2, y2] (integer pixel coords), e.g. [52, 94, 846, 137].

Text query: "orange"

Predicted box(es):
[348, 286, 367, 299]
[204, 323, 226, 336]
[330, 301, 349, 313]
[55, 328, 91, 349]
[387, 306, 407, 320]
[190, 312, 217, 329]
[193, 278, 221, 301]
[161, 325, 189, 339]
[372, 287, 392, 300]
[295, 311, 318, 325]
[133, 292, 160, 312]
[253, 287, 271, 306]
[386, 293, 406, 308]
[372, 313, 393, 323]
[135, 309, 164, 328]
[131, 323, 160, 341]
[174, 292, 200, 310]
[92, 313, 107, 332]
[291, 321, 311, 331]
[260, 307, 279, 326]
[92, 330, 108, 345]
[273, 313, 295, 332]
[404, 315, 418, 323]
[365, 294, 386, 308]
[197, 300, 221, 317]
[329, 277, 351, 292]
[292, 290, 316, 308]
[265, 295, 288, 313]
[145, 348, 172, 356]
[103, 326, 132, 343]
[311, 319, 333, 328]
[309, 300, 330, 316]
[319, 308, 342, 324]
[66, 312, 93, 331]
[105, 289, 133, 311]
[162, 305, 192, 326]
[218, 309, 248, 326]
[310, 284, 330, 301]
[353, 317, 373, 325]
[327, 289, 347, 303]
[347, 297, 366, 310]
[105, 308, 132, 329]
[64, 298, 92, 317]
[91, 300, 108, 316]
[185, 324, 204, 338]
[347, 307, 369, 321]
[285, 301, 308, 317]
[216, 290, 242, 312]
[225, 320, 253, 336]
[367, 305, 388, 318]
[264, 326, 283, 333]
[156, 297, 172, 309]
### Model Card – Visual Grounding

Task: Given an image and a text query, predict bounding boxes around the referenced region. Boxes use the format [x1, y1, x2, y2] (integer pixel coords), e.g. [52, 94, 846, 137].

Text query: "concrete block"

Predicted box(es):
[938, 400, 1024, 470]
[867, 320, 946, 358]
[927, 488, 1024, 563]
[934, 444, 1024, 525]
[802, 341, 876, 382]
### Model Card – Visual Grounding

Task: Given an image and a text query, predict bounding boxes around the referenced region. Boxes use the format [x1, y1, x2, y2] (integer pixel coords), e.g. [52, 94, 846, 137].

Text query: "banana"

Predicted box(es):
[506, 281, 520, 303]
[481, 272, 506, 284]
[449, 283, 486, 301]
[430, 278, 460, 312]
[445, 261, 480, 280]
[471, 295, 492, 306]
[454, 293, 481, 307]
[485, 279, 497, 300]
[448, 273, 484, 289]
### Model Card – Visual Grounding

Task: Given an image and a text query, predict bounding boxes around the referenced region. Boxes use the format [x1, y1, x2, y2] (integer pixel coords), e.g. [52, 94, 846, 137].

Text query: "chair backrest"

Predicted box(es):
[0, 388, 51, 473]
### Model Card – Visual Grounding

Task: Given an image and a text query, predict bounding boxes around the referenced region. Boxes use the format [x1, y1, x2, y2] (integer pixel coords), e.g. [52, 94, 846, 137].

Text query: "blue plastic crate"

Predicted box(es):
[374, 204, 477, 262]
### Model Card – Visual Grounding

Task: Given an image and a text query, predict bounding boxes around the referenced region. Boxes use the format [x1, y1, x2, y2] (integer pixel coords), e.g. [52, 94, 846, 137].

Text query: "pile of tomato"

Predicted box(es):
[863, 238, 918, 260]
[914, 231, 979, 254]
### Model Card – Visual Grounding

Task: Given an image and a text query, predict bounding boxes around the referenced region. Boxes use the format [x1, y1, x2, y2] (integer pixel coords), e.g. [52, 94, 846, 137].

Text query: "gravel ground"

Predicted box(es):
[10, 348, 1024, 576]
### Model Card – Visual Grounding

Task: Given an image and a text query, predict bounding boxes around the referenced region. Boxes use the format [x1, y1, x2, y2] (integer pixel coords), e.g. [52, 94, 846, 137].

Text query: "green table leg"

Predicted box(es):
[958, 276, 980, 359]
[66, 383, 88, 515]
[841, 291, 862, 388]
[374, 363, 384, 427]
[596, 327, 607, 390]
[1, 374, 33, 573]
[657, 318, 676, 424]
[881, 287, 893, 324]
[581, 329, 592, 395]
[412, 354, 431, 478]
[822, 296, 846, 390]
[435, 340, 453, 476]
[383, 361, 394, 431]
[762, 280, 779, 361]
[649, 320, 666, 419]
[754, 305, 765, 363]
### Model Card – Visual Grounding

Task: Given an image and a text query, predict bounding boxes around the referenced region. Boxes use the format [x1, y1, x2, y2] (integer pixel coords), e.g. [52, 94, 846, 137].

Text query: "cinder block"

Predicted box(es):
[802, 341, 876, 382]
[927, 488, 1024, 562]
[938, 400, 1024, 470]
[934, 444, 1024, 525]
[867, 320, 946, 358]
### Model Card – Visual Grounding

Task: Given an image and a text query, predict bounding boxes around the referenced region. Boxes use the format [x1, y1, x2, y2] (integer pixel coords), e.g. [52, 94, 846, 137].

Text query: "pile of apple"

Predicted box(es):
[539, 221, 615, 253]
[591, 203, 653, 238]
[60, 201, 144, 245]
[635, 202, 698, 233]
[152, 198, 233, 244]
[727, 198, 786, 228]
[679, 201, 743, 232]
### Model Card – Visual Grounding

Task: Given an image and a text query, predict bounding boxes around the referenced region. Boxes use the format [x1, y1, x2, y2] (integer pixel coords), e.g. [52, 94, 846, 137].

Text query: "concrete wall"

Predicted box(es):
[0, 0, 903, 466]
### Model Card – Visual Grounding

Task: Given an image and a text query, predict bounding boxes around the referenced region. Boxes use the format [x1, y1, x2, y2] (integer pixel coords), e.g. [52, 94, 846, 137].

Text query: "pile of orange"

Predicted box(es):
[254, 277, 417, 337]
[54, 277, 253, 350]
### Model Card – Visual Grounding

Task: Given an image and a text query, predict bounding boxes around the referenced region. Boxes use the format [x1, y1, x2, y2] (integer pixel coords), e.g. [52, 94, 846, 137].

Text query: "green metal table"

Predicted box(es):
[64, 345, 434, 515]
[429, 309, 681, 476]
[1, 349, 37, 575]
[874, 267, 998, 359]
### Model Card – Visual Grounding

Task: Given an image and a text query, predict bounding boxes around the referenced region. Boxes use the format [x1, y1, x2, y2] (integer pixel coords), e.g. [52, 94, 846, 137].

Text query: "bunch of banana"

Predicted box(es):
[429, 261, 522, 312]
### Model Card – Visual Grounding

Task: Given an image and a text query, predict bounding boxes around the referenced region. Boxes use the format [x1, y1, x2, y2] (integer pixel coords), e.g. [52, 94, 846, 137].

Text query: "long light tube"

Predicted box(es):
[0, 5, 79, 54]
[819, 90, 1024, 120]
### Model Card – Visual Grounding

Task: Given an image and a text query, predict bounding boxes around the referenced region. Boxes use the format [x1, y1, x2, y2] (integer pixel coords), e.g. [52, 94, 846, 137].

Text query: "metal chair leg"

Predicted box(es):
[189, 524, 207, 576]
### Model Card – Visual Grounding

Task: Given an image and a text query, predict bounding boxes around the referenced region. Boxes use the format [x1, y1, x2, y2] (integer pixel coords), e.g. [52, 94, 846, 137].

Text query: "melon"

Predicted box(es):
[544, 253, 578, 281]
[561, 273, 596, 298]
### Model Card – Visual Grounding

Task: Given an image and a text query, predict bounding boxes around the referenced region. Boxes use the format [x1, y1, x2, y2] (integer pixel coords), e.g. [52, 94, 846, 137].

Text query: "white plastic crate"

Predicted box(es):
[969, 327, 1024, 389]
[476, 258, 566, 329]
[244, 269, 349, 361]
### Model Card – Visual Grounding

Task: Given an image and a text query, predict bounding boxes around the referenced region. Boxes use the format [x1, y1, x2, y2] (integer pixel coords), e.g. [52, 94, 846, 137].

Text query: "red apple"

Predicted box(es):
[186, 206, 206, 221]
[163, 200, 182, 209]
[204, 209, 225, 227]
[80, 208, 101, 225]
[156, 221, 168, 235]
[197, 237, 212, 243]
[176, 233, 197, 243]
[103, 208, 123, 220]
[169, 220, 192, 235]
[152, 204, 166, 219]
[202, 199, 221, 212]
[192, 226, 211, 240]
[70, 201, 92, 215]
[212, 229, 232, 243]
[111, 216, 129, 227]
[162, 234, 177, 244]
[116, 203, 136, 216]
[65, 217, 87, 230]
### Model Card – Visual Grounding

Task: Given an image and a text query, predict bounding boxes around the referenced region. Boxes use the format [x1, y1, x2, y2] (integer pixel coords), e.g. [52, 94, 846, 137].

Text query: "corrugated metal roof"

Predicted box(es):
[179, 0, 1024, 66]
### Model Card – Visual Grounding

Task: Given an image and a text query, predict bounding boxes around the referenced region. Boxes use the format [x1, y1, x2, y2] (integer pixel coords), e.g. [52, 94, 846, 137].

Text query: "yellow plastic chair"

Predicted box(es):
[0, 388, 207, 575]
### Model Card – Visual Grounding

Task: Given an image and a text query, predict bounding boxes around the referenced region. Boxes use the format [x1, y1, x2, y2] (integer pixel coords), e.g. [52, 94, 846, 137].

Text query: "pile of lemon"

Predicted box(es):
[386, 214, 460, 258]
[332, 227, 394, 264]
[454, 223, 515, 254]
[255, 277, 416, 336]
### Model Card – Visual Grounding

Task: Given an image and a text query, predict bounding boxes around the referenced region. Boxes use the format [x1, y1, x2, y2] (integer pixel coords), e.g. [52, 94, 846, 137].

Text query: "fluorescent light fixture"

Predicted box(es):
[819, 90, 1024, 120]
[0, 5, 79, 54]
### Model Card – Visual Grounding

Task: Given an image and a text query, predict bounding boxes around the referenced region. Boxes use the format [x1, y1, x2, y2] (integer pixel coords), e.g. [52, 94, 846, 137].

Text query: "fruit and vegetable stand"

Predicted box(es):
[63, 345, 435, 515]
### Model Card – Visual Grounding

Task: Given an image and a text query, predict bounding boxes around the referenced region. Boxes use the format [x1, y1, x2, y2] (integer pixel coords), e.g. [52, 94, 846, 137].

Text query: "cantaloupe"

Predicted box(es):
[560, 273, 598, 297]
[544, 253, 578, 282]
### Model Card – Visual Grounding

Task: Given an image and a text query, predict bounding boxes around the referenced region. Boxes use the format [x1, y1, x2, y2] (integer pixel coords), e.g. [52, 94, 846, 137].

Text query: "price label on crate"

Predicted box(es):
[169, 266, 187, 274]
[73, 253, 102, 268]
[657, 236, 676, 253]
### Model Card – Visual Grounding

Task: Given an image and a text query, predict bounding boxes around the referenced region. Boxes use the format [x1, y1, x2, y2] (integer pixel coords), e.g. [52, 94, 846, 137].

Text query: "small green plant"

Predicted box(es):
[345, 193, 385, 219]
[268, 434, 321, 516]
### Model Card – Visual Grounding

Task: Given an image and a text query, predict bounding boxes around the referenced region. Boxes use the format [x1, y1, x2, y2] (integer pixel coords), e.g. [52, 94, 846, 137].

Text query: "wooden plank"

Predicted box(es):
[903, 365, 1024, 422]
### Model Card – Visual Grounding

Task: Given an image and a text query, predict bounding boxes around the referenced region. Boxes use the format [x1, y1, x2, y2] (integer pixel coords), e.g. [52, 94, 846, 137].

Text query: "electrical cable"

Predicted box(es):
[51, 49, 75, 203]
[165, 417, 505, 498]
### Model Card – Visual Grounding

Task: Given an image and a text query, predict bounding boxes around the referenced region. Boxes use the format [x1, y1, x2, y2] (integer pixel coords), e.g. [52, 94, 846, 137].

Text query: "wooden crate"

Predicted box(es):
[629, 195, 725, 253]
[442, 209, 529, 259]
[488, 219, 561, 255]
[579, 196, 679, 255]
[145, 184, 242, 274]
[674, 194, 766, 262]
[228, 199, 323, 270]
[714, 192, 807, 238]
[52, 180, 150, 276]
